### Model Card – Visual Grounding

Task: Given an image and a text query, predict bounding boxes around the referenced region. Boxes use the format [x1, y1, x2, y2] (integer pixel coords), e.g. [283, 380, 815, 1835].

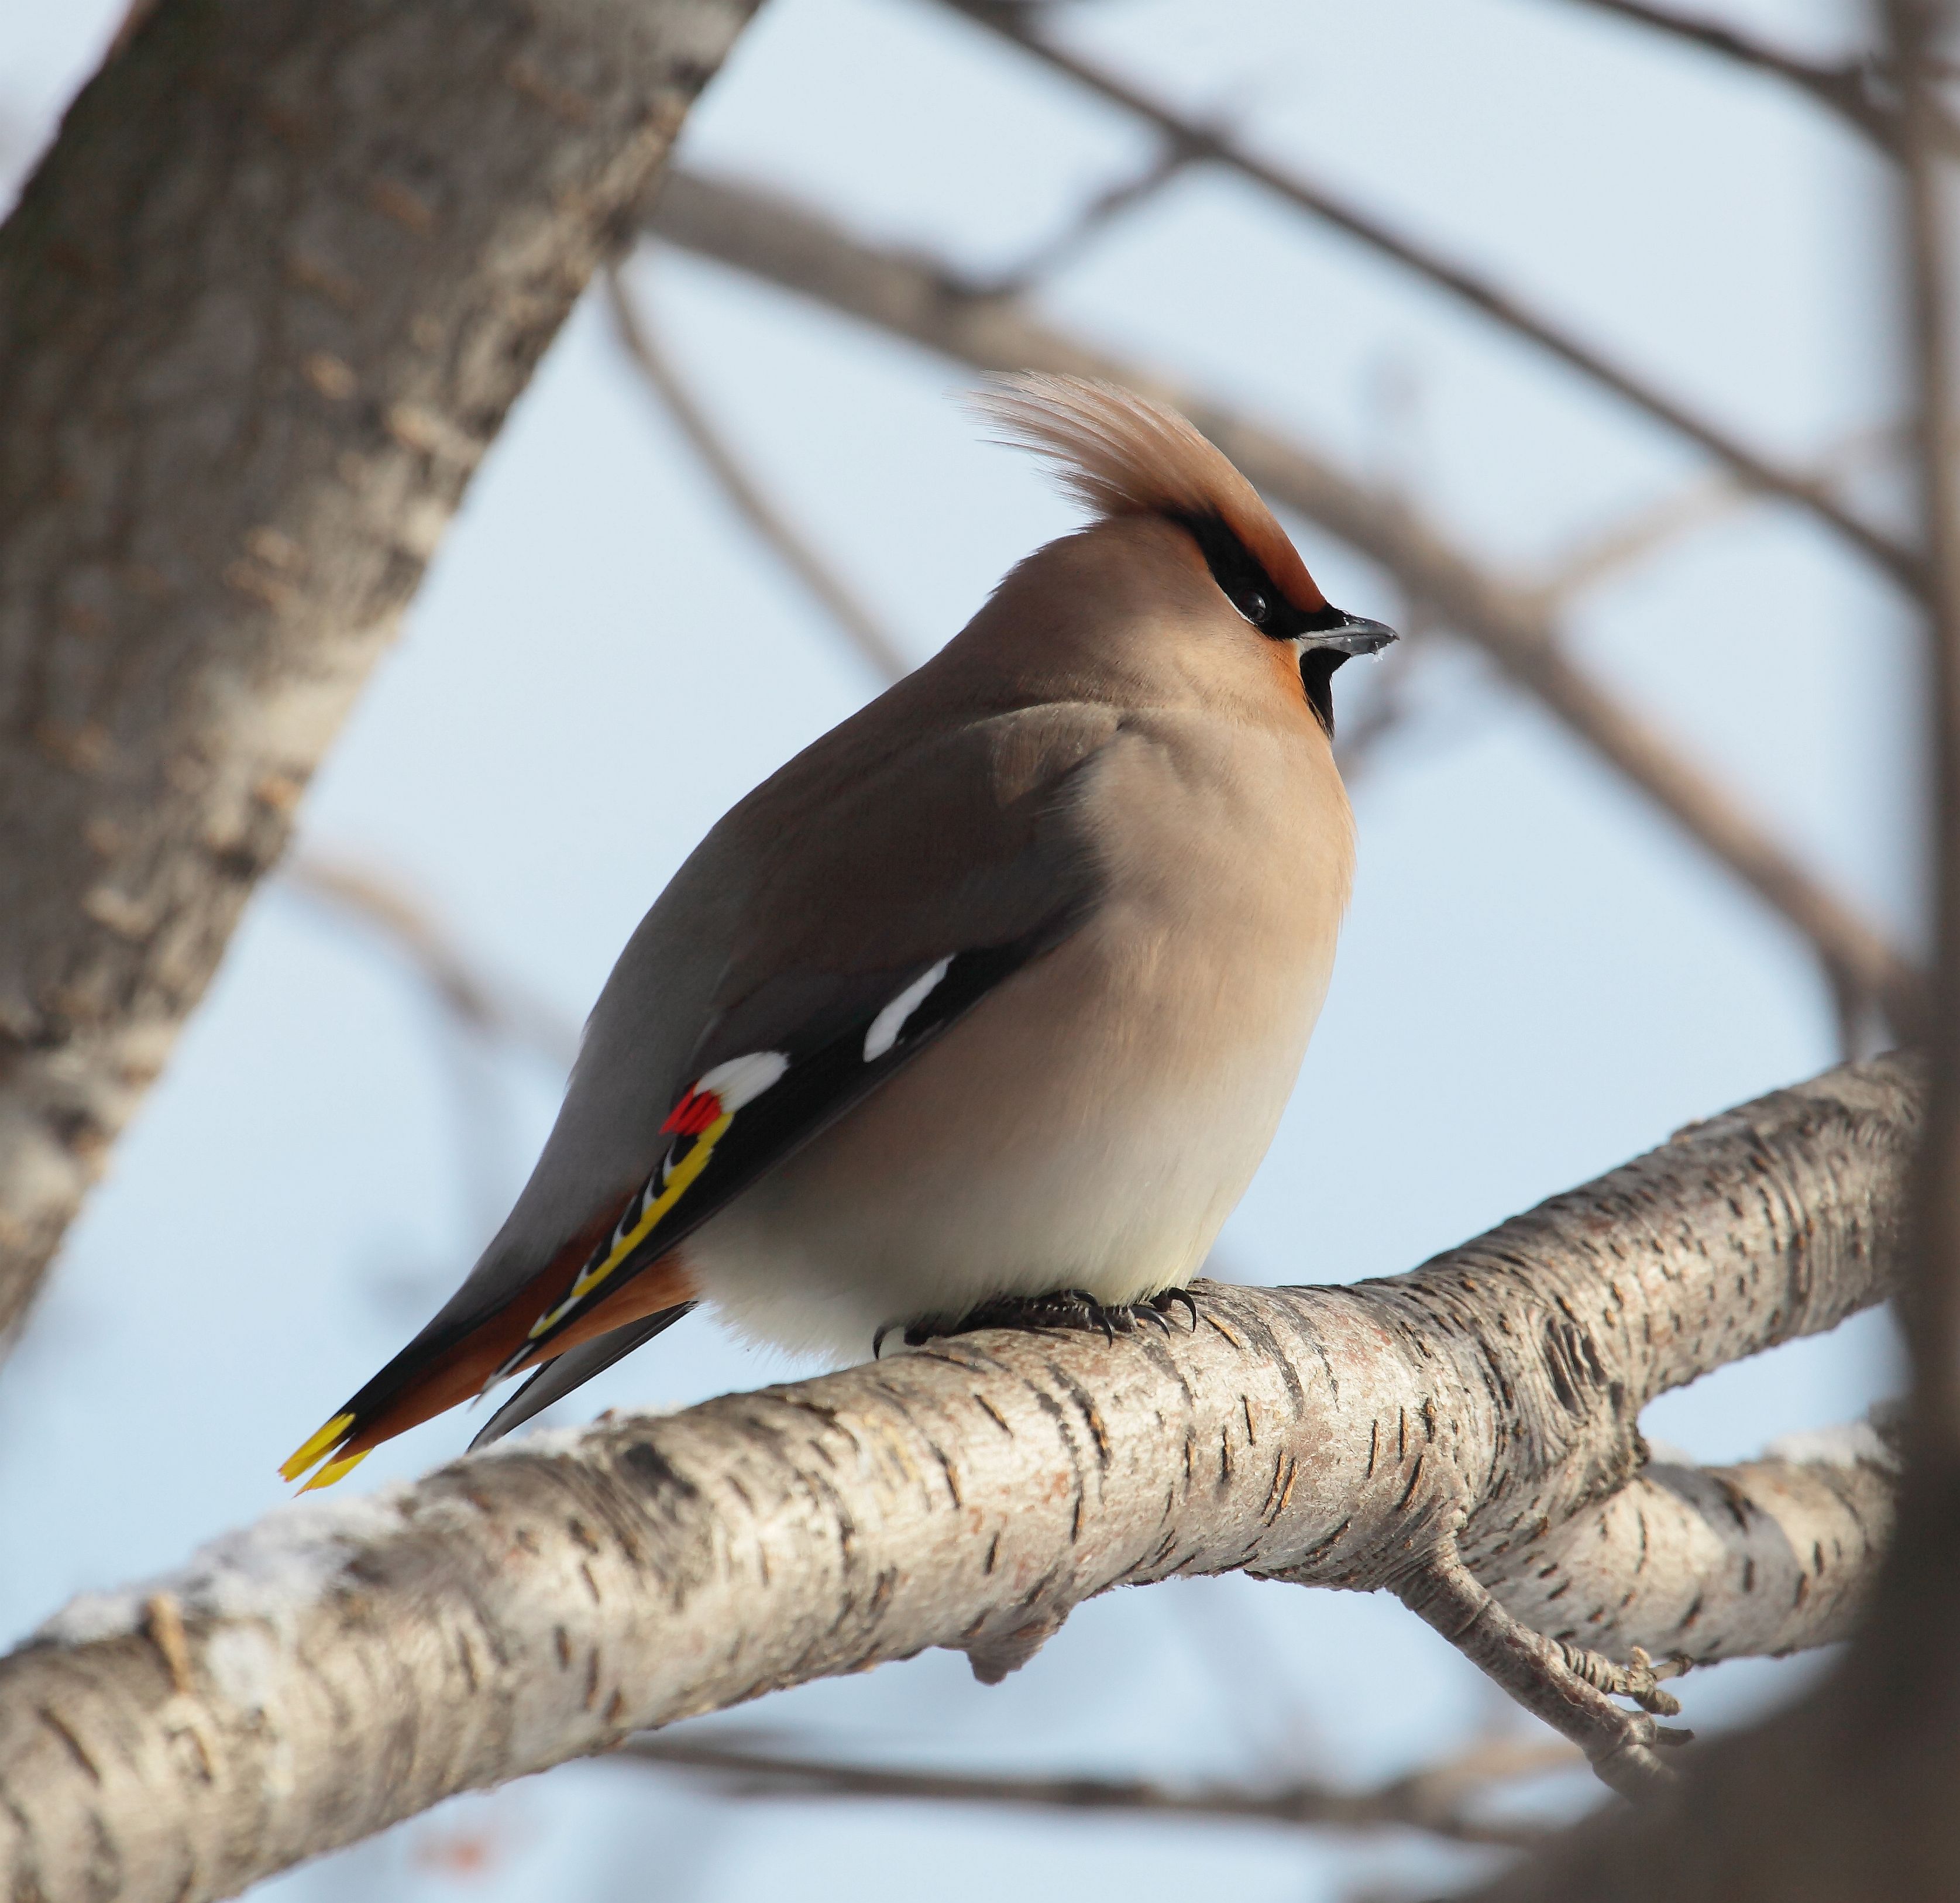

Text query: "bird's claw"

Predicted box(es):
[896, 1284, 1201, 1346]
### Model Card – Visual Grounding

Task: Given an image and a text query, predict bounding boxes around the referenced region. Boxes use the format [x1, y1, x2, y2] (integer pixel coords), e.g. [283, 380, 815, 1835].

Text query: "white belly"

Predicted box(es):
[685, 718, 1352, 1363]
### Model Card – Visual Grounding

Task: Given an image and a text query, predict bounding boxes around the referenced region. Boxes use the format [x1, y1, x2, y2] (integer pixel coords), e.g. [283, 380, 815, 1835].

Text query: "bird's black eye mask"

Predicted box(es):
[1169, 510, 1391, 737]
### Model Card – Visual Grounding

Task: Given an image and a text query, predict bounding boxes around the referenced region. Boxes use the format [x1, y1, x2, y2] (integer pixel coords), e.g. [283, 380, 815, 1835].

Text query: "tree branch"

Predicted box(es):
[283, 855, 581, 1071]
[0, 0, 762, 1355]
[0, 1053, 1917, 1897]
[616, 1729, 1576, 1849]
[645, 169, 1925, 1036]
[603, 266, 912, 685]
[1549, 0, 1896, 146]
[937, 0, 1920, 593]
[1471, 9, 1960, 1895]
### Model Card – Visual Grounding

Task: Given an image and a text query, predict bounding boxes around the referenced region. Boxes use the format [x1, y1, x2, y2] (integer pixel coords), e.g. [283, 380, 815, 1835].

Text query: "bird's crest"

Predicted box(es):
[969, 372, 1326, 612]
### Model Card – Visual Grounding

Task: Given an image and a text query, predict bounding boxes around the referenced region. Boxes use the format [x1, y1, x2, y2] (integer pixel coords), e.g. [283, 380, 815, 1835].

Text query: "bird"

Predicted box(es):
[280, 373, 1396, 1490]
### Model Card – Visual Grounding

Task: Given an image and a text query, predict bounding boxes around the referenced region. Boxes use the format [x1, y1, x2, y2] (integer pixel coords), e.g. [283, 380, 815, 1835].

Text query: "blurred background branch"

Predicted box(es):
[941, 0, 1920, 592]
[617, 1729, 1579, 1850]
[605, 267, 913, 685]
[646, 169, 1924, 1036]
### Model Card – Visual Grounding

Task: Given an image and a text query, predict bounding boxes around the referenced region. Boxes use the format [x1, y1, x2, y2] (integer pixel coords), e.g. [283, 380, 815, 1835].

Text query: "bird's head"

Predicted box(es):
[970, 372, 1397, 736]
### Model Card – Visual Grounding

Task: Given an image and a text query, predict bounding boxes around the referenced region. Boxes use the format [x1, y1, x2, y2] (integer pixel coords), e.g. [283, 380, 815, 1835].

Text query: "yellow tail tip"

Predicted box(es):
[300, 1448, 370, 1492]
[279, 1413, 355, 1483]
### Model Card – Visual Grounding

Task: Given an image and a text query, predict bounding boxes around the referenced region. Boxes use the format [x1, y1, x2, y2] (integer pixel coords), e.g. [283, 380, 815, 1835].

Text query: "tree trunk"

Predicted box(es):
[0, 0, 763, 1351]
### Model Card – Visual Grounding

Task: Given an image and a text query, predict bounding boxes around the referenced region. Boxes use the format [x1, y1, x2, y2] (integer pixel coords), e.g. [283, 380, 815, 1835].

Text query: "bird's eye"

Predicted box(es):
[1232, 589, 1270, 626]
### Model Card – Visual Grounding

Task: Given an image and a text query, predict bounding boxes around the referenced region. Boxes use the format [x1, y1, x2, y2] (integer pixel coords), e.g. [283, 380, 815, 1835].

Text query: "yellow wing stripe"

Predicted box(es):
[280, 1411, 356, 1483]
[278, 1109, 737, 1490]
[524, 1109, 734, 1342]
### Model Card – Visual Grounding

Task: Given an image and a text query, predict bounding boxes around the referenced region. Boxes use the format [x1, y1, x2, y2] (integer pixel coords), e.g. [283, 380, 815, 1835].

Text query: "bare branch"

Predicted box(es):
[937, 0, 1920, 593]
[1393, 1550, 1683, 1796]
[1551, 0, 1894, 145]
[970, 144, 1191, 300]
[1470, 11, 1960, 1896]
[604, 267, 912, 686]
[1552, 0, 1960, 163]
[1534, 419, 1927, 606]
[0, 0, 763, 1355]
[616, 1729, 1577, 1849]
[0, 1053, 1917, 1896]
[281, 856, 581, 1071]
[646, 169, 1925, 1035]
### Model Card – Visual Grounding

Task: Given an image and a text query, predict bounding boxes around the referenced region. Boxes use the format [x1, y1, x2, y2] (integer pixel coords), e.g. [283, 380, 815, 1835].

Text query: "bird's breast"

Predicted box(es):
[688, 712, 1353, 1362]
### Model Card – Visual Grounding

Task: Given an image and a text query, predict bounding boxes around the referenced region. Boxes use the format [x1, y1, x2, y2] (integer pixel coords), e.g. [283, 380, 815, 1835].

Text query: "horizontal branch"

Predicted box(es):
[645, 168, 1925, 1036]
[939, 0, 1918, 592]
[0, 1053, 1917, 1898]
[617, 1730, 1576, 1849]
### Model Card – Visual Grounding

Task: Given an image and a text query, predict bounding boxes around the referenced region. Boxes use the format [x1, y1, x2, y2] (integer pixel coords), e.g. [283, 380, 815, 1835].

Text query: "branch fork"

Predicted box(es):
[1393, 1543, 1689, 1798]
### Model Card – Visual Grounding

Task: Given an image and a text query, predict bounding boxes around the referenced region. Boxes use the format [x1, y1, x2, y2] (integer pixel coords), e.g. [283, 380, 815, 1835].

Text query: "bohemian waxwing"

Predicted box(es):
[281, 373, 1395, 1489]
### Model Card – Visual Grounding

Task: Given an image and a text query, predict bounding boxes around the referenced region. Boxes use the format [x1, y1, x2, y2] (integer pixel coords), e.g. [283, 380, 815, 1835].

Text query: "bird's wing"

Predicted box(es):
[281, 700, 1120, 1486]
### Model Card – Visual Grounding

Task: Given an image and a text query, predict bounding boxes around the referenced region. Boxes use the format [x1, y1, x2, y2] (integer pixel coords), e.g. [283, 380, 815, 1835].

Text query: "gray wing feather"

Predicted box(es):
[468, 1308, 696, 1451]
[407, 695, 1122, 1360]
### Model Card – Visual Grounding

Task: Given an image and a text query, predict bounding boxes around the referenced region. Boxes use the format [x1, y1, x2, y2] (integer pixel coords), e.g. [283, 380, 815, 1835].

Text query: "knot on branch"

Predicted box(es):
[1556, 1640, 1691, 1717]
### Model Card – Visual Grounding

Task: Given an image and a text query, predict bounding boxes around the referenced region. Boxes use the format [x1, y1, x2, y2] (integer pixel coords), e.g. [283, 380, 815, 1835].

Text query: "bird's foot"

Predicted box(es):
[888, 1285, 1200, 1351]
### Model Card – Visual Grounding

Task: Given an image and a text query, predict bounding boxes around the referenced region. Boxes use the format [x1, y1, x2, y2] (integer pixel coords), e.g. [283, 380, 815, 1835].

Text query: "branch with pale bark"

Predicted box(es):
[0, 0, 761, 1353]
[0, 1052, 1914, 1898]
[644, 168, 1924, 1037]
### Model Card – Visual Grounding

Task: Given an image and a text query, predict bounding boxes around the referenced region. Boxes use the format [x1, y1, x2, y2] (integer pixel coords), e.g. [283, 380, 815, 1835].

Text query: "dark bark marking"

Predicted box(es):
[36, 1706, 99, 1785]
[1048, 1365, 1111, 1468]
[621, 1442, 699, 1503]
[927, 1441, 963, 1507]
[1395, 1455, 1425, 1512]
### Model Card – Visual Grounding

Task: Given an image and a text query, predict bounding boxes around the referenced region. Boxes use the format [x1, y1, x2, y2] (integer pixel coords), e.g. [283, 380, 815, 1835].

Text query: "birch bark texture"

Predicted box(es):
[0, 1053, 1914, 1902]
[0, 0, 762, 1349]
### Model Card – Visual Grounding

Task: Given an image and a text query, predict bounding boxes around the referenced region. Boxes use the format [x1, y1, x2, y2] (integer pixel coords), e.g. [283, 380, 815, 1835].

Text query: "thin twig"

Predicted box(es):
[1386, 1548, 1682, 1798]
[615, 1730, 1577, 1849]
[938, 0, 1921, 595]
[647, 169, 1927, 1035]
[604, 266, 910, 685]
[1552, 0, 1894, 144]
[283, 856, 580, 1070]
[971, 143, 1191, 298]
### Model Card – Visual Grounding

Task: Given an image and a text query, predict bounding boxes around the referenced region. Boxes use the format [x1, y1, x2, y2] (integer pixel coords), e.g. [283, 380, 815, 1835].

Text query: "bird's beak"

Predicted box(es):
[1301, 612, 1399, 657]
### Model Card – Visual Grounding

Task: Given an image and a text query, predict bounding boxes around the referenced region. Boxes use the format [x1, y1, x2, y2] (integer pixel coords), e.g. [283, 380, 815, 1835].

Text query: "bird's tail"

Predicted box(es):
[280, 1253, 697, 1489]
